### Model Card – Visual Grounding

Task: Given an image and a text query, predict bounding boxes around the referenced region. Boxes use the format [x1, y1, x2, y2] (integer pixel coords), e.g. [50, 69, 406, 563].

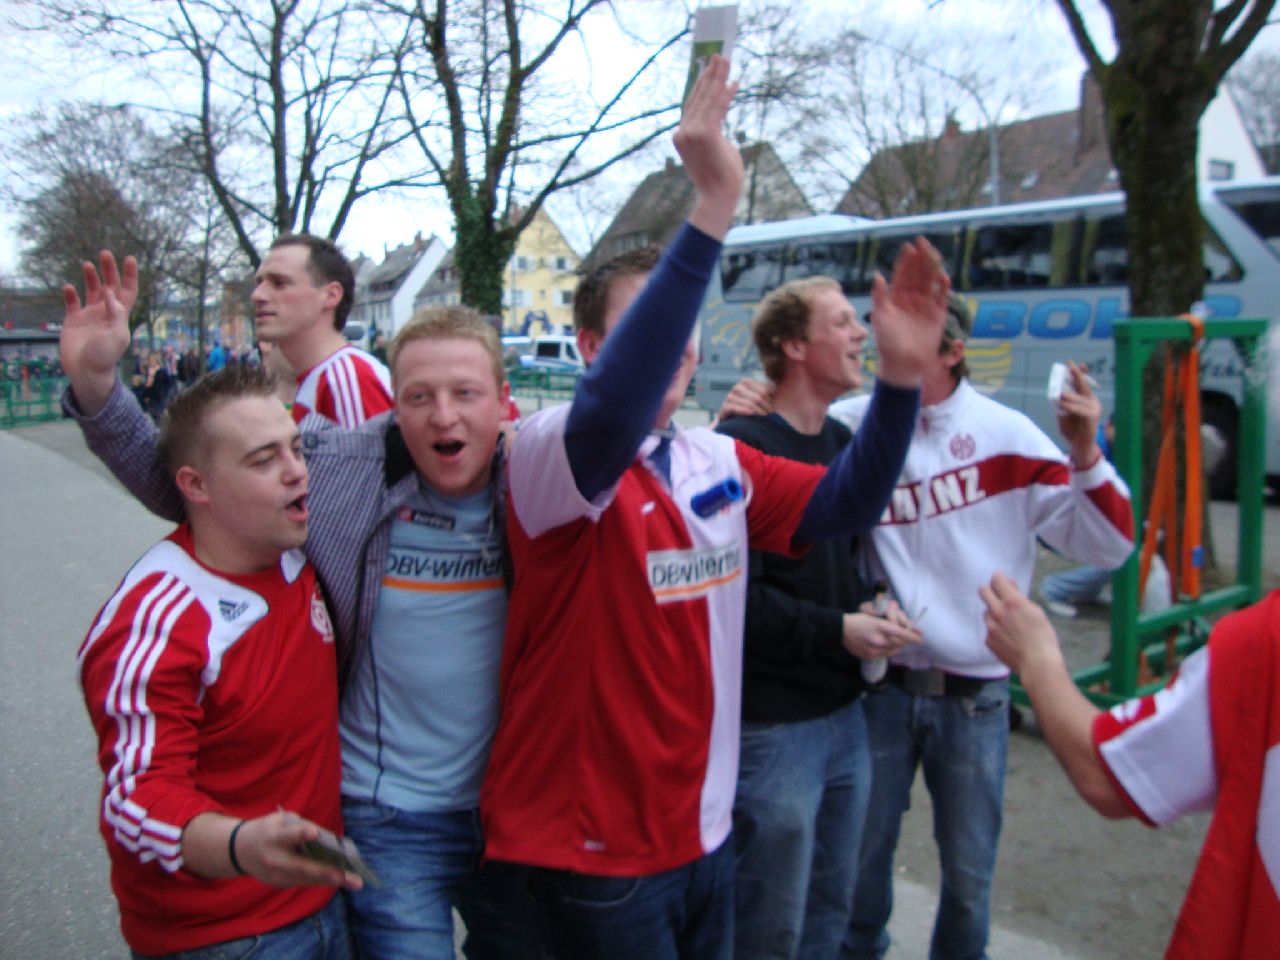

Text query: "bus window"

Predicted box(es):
[721, 246, 784, 302]
[1204, 225, 1243, 282]
[1079, 213, 1240, 284]
[780, 239, 862, 293]
[1220, 193, 1280, 260]
[964, 220, 1075, 289]
[1080, 214, 1128, 285]
[866, 230, 962, 288]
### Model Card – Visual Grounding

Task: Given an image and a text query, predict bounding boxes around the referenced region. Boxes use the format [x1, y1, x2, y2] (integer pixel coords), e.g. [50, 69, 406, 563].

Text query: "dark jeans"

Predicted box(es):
[527, 838, 735, 960]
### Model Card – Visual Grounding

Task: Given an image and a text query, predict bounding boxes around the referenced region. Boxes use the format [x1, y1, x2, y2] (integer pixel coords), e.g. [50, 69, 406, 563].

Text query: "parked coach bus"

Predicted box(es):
[694, 177, 1280, 498]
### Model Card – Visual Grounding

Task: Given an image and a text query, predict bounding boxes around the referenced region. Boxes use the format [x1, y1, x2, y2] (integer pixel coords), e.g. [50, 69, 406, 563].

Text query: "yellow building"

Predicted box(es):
[502, 206, 579, 335]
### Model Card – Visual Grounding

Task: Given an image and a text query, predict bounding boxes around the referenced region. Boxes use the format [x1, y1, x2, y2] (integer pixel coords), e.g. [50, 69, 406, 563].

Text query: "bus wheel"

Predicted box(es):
[1202, 396, 1238, 501]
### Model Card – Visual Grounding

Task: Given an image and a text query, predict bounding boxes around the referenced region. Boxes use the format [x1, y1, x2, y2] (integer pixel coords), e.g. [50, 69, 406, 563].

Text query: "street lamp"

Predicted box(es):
[850, 31, 1001, 206]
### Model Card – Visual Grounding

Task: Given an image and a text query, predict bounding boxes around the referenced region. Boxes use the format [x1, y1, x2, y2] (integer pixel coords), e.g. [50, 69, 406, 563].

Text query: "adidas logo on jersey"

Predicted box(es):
[219, 599, 250, 622]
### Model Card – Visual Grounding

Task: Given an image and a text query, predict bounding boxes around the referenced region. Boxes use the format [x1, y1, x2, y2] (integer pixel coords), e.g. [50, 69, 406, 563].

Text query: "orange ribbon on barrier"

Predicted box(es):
[1137, 313, 1205, 608]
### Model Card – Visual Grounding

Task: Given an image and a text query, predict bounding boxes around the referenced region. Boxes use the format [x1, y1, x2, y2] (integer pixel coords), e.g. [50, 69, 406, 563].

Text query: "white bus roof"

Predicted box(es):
[720, 176, 1280, 246]
[724, 214, 870, 244]
[1209, 175, 1280, 197]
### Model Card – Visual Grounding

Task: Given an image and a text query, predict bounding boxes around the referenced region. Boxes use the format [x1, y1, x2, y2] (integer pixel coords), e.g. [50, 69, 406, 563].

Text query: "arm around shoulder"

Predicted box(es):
[63, 378, 184, 523]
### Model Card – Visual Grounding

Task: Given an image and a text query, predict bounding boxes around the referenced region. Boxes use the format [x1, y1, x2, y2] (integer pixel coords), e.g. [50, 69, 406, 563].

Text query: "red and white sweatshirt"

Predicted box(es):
[831, 379, 1134, 678]
[1095, 591, 1280, 959]
[293, 344, 393, 427]
[77, 525, 344, 955]
[481, 405, 821, 877]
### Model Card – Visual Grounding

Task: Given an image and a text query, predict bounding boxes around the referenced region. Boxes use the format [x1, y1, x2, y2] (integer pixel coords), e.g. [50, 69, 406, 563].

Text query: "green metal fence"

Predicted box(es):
[1012, 316, 1268, 708]
[507, 367, 583, 409]
[2, 374, 69, 428]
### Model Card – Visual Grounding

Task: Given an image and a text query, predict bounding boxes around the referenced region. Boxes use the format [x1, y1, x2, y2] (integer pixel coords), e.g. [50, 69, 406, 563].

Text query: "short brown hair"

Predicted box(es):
[157, 365, 280, 476]
[573, 247, 661, 336]
[389, 306, 506, 389]
[752, 276, 842, 384]
[269, 233, 354, 330]
[942, 294, 972, 382]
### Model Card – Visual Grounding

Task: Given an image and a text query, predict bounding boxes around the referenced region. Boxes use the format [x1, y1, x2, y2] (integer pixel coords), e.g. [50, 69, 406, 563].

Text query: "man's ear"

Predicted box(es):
[942, 338, 966, 373]
[322, 280, 343, 317]
[175, 464, 210, 506]
[576, 327, 603, 365]
[781, 337, 807, 364]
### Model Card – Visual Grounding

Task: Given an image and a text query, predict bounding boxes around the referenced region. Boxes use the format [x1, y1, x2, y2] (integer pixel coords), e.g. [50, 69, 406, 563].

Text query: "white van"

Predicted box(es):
[521, 335, 584, 373]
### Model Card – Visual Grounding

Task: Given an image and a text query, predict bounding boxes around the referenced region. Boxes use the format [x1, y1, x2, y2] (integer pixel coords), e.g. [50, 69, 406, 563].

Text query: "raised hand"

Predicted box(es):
[867, 238, 951, 388]
[673, 54, 742, 241]
[60, 251, 139, 414]
[1056, 361, 1103, 467]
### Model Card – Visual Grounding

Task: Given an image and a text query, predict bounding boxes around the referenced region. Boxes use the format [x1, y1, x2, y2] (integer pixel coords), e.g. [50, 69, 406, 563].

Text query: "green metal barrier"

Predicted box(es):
[507, 367, 583, 408]
[1, 374, 69, 428]
[1012, 316, 1268, 708]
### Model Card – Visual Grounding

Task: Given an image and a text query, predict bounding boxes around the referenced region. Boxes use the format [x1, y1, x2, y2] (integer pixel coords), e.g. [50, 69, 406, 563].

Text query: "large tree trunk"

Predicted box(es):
[453, 189, 518, 318]
[1093, 10, 1217, 581]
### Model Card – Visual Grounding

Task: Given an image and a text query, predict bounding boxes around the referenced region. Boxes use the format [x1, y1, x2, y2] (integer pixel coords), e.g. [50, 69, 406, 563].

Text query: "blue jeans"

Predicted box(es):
[733, 698, 871, 960]
[527, 837, 735, 960]
[842, 679, 1009, 960]
[1040, 564, 1110, 604]
[131, 893, 352, 960]
[341, 798, 544, 960]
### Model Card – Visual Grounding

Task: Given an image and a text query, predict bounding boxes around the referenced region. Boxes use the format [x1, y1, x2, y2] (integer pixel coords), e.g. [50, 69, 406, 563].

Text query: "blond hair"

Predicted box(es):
[389, 306, 506, 389]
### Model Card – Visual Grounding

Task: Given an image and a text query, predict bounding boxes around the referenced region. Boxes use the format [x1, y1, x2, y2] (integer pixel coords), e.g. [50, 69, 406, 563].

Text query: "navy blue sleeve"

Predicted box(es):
[565, 223, 722, 502]
[793, 380, 919, 542]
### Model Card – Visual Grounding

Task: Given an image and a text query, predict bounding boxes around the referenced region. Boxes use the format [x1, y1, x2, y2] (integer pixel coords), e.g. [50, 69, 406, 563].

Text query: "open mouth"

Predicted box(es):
[434, 440, 464, 457]
[284, 494, 308, 522]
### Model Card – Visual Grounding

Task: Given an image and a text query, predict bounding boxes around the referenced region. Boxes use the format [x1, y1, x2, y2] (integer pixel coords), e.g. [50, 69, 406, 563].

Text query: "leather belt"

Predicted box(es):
[885, 665, 991, 698]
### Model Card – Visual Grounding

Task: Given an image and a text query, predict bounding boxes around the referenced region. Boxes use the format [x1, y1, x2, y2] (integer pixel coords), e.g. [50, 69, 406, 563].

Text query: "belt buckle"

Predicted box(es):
[903, 669, 947, 697]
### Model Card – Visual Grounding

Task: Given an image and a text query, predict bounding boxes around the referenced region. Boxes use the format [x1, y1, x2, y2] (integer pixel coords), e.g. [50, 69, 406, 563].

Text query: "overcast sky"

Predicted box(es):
[0, 0, 1267, 282]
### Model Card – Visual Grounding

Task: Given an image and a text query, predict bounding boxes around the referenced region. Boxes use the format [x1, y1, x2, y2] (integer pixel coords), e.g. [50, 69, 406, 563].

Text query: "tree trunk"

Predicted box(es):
[453, 189, 517, 318]
[1094, 13, 1216, 576]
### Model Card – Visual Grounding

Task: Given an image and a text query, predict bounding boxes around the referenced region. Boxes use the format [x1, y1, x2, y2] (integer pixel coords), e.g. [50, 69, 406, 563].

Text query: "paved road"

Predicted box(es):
[5, 416, 1276, 959]
[1, 424, 168, 958]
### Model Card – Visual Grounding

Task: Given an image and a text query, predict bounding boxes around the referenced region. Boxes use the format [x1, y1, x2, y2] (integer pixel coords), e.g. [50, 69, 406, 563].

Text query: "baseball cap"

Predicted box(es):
[944, 295, 973, 343]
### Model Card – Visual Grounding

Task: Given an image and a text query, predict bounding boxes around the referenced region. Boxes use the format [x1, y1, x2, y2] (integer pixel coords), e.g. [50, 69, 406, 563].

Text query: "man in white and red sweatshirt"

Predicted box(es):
[829, 299, 1134, 960]
[723, 299, 1135, 960]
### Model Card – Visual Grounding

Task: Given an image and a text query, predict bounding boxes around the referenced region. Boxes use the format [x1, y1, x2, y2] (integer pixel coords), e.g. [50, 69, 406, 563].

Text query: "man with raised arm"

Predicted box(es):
[720, 298, 1135, 960]
[479, 56, 950, 960]
[715, 276, 922, 960]
[828, 302, 1135, 960]
[61, 346, 362, 956]
[980, 573, 1280, 960]
[60, 269, 538, 957]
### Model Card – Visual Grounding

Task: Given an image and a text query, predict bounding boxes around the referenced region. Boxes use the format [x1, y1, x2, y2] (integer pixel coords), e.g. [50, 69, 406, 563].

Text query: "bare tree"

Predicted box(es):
[1229, 47, 1280, 173]
[385, 0, 691, 315]
[727, 3, 830, 223]
[794, 17, 1042, 217]
[2, 102, 233, 345]
[14, 0, 429, 268]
